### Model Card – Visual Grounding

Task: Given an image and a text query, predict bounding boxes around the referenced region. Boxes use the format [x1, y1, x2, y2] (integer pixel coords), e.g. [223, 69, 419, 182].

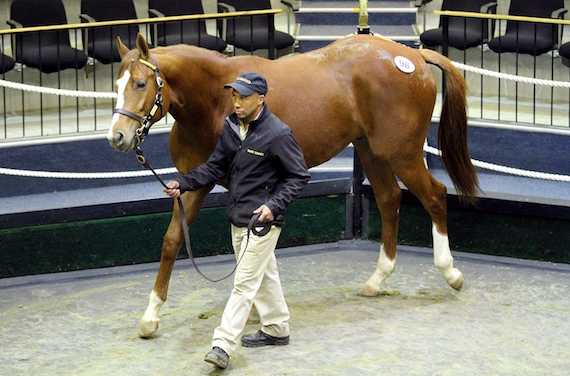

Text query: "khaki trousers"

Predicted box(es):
[212, 224, 290, 355]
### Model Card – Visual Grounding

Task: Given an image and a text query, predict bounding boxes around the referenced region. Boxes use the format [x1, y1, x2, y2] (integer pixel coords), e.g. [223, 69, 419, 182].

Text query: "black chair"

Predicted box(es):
[80, 0, 140, 64]
[149, 0, 227, 53]
[488, 0, 567, 56]
[7, 0, 87, 74]
[559, 41, 570, 67]
[418, 0, 497, 50]
[1, 53, 15, 74]
[218, 0, 297, 53]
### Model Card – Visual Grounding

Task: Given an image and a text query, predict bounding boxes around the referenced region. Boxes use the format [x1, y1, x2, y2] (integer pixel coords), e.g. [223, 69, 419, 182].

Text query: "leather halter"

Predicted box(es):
[113, 56, 164, 148]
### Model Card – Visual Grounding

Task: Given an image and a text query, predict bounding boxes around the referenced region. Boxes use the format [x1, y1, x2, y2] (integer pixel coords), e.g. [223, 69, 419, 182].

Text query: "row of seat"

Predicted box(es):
[0, 0, 296, 74]
[418, 0, 568, 57]
[4, 0, 570, 75]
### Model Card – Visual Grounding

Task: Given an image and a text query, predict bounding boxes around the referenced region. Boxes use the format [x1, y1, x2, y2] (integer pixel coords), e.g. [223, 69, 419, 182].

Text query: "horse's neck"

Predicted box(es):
[156, 48, 239, 168]
[160, 49, 234, 128]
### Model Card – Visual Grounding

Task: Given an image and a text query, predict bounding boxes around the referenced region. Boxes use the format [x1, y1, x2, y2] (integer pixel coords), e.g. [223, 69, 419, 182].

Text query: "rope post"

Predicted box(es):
[352, 148, 364, 239]
[352, 0, 368, 239]
[357, 0, 370, 35]
[441, 14, 449, 98]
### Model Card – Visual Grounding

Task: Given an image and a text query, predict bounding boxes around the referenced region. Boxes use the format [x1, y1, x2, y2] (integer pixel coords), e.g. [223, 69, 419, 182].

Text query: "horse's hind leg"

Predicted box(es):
[353, 140, 402, 297]
[393, 158, 463, 291]
[138, 186, 211, 337]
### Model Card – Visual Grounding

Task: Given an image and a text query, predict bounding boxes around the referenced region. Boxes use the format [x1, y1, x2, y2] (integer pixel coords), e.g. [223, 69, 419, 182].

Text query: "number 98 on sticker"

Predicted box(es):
[394, 56, 415, 74]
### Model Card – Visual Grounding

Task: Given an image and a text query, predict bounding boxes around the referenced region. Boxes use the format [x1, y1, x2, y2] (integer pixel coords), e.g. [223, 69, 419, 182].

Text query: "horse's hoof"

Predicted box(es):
[138, 319, 159, 338]
[449, 272, 464, 292]
[357, 284, 380, 297]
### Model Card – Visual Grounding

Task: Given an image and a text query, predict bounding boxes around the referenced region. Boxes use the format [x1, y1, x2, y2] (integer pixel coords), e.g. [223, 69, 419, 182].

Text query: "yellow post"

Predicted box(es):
[358, 0, 370, 34]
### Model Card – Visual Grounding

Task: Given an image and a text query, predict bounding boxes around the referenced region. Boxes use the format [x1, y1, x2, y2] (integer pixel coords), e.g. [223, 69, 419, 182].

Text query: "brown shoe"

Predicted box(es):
[204, 347, 229, 369]
[241, 330, 290, 347]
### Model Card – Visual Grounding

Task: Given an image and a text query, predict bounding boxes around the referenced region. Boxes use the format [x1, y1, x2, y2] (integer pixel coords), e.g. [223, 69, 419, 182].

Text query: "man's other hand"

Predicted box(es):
[253, 205, 274, 222]
[164, 180, 181, 199]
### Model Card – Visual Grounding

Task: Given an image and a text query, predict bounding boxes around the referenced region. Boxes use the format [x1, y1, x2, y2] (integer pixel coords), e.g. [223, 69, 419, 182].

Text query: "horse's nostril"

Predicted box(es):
[116, 131, 125, 146]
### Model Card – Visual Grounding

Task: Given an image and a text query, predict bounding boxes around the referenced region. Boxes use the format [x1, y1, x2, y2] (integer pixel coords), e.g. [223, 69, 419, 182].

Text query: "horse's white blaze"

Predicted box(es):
[364, 243, 395, 290]
[141, 290, 164, 323]
[432, 223, 462, 285]
[108, 70, 131, 140]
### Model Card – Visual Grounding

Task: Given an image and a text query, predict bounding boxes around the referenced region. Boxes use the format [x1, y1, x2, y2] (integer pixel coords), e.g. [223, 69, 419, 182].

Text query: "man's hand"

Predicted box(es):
[253, 204, 274, 222]
[164, 180, 181, 199]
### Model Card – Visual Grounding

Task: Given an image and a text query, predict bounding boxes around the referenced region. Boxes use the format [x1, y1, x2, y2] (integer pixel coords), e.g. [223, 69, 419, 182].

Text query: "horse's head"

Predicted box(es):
[107, 34, 171, 152]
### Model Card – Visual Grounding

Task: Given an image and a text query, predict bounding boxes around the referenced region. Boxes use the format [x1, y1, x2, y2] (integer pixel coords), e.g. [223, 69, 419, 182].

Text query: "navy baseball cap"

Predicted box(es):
[224, 72, 268, 96]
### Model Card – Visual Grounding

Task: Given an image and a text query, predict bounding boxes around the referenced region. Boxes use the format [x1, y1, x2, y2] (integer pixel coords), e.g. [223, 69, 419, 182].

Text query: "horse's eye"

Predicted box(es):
[135, 81, 146, 90]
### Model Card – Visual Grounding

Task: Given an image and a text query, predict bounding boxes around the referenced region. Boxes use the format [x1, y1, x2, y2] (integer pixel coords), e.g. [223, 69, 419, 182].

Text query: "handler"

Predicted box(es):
[164, 72, 310, 369]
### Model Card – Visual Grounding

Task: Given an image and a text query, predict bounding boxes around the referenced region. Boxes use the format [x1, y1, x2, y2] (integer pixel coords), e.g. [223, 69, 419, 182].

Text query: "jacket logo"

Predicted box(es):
[247, 149, 264, 157]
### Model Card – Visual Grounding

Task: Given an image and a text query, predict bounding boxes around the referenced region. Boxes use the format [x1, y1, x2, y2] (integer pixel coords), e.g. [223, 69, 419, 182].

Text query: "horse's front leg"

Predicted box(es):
[357, 169, 402, 297]
[138, 186, 212, 338]
[350, 141, 402, 297]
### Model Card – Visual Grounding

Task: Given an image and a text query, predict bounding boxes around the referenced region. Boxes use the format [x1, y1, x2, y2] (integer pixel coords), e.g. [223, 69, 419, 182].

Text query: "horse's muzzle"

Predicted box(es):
[108, 130, 133, 152]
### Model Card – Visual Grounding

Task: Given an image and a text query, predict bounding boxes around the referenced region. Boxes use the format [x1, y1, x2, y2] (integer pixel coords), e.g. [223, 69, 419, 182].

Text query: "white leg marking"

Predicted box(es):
[142, 290, 164, 323]
[364, 243, 396, 291]
[138, 290, 165, 337]
[432, 223, 463, 290]
[107, 70, 131, 140]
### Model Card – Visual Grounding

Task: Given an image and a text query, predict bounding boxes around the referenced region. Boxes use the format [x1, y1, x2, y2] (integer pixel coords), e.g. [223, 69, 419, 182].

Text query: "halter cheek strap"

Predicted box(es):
[113, 56, 164, 147]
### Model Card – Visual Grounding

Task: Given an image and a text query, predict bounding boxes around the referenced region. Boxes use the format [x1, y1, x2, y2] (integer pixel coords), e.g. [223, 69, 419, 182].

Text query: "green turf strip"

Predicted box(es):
[0, 196, 346, 278]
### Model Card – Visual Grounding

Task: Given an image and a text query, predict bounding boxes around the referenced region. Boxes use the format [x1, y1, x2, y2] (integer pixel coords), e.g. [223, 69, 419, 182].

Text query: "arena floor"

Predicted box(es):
[1, 240, 570, 375]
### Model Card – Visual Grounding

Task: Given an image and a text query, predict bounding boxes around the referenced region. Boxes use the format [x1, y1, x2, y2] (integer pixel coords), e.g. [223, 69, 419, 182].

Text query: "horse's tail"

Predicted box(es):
[419, 48, 479, 205]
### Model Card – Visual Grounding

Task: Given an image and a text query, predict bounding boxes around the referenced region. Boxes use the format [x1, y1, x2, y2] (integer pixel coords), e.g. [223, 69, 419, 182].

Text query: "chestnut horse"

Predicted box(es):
[108, 34, 478, 338]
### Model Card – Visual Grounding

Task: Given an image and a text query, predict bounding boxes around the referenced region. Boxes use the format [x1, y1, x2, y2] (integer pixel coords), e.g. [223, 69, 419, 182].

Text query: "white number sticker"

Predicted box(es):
[394, 56, 415, 73]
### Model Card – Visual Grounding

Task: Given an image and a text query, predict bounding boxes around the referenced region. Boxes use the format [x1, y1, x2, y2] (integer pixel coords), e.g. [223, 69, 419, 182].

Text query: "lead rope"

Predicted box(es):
[135, 146, 271, 282]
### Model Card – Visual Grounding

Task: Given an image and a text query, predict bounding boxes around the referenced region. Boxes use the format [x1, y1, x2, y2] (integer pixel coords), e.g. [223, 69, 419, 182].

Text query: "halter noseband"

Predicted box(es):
[113, 56, 164, 148]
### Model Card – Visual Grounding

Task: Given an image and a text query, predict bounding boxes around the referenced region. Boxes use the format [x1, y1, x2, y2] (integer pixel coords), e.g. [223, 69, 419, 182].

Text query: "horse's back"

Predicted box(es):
[256, 35, 438, 165]
[268, 35, 437, 109]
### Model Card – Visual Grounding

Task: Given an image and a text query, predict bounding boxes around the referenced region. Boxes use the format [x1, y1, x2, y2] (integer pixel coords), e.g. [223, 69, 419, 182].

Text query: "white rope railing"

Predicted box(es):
[0, 165, 352, 179]
[1, 147, 568, 182]
[0, 166, 177, 179]
[2, 61, 569, 97]
[452, 62, 570, 88]
[1, 62, 569, 183]
[0, 79, 118, 99]
[423, 145, 570, 182]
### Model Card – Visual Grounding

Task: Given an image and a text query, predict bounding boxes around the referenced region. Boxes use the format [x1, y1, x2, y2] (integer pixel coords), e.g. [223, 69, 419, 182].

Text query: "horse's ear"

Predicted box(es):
[117, 36, 130, 60]
[136, 33, 150, 60]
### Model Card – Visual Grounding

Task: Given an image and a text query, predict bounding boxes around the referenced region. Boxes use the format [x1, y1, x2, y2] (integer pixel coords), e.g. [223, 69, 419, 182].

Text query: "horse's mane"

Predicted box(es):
[151, 44, 229, 61]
